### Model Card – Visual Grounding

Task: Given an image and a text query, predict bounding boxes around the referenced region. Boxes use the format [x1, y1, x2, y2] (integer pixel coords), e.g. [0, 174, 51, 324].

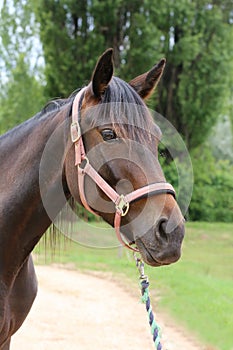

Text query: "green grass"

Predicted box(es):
[154, 222, 233, 350]
[35, 222, 233, 350]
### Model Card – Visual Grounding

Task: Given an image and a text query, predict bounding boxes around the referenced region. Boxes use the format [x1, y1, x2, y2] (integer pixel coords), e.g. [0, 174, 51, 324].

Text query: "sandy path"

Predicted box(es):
[11, 265, 205, 350]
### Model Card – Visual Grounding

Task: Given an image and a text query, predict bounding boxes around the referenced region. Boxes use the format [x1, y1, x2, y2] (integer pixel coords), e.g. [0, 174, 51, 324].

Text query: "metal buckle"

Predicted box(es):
[70, 122, 81, 143]
[78, 156, 89, 170]
[115, 194, 129, 216]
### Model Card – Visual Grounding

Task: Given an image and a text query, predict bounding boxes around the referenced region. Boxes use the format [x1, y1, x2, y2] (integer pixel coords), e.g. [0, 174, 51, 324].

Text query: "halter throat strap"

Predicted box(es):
[71, 88, 176, 252]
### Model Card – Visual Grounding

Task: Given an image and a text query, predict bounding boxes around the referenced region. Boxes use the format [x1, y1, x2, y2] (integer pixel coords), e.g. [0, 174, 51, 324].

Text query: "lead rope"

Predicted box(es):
[134, 253, 163, 350]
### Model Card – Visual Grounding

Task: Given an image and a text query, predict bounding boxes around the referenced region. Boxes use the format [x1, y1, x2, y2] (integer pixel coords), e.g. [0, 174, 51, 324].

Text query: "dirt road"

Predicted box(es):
[12, 265, 205, 350]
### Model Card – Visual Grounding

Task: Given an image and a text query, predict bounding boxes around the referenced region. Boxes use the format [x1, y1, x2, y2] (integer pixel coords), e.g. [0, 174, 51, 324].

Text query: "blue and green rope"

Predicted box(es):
[134, 253, 162, 349]
[141, 279, 162, 350]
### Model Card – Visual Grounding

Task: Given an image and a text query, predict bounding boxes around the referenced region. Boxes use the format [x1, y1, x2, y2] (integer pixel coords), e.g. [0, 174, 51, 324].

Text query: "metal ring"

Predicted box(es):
[115, 194, 130, 216]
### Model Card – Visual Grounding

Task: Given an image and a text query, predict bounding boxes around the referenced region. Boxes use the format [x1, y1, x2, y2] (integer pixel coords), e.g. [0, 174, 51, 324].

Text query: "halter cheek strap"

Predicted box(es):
[71, 88, 176, 252]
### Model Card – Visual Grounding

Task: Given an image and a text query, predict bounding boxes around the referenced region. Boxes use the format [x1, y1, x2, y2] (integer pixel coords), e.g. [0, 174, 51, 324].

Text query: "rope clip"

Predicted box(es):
[133, 252, 148, 281]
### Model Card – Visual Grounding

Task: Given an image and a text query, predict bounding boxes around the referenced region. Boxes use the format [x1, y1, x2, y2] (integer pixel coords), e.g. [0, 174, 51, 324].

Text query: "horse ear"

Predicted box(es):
[92, 48, 114, 98]
[129, 58, 166, 99]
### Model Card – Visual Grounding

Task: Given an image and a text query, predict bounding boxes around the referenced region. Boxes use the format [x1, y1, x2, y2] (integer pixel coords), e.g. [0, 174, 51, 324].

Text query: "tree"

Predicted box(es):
[154, 0, 233, 150]
[0, 0, 45, 134]
[0, 54, 45, 134]
[0, 0, 42, 81]
[31, 0, 232, 151]
[189, 146, 233, 222]
[31, 0, 165, 98]
[1, 0, 232, 223]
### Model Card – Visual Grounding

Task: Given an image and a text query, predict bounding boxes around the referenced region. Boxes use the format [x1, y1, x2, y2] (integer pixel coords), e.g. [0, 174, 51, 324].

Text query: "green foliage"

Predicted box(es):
[31, 0, 102, 98]
[209, 115, 233, 163]
[160, 144, 233, 222]
[30, 0, 233, 151]
[1, 1, 232, 222]
[30, 0, 163, 98]
[0, 54, 45, 134]
[0, 0, 46, 134]
[154, 0, 233, 149]
[0, 0, 41, 79]
[189, 147, 233, 222]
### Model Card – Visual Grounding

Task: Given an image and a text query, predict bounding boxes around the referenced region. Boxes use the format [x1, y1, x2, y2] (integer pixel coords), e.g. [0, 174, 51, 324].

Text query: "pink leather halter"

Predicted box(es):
[70, 88, 176, 252]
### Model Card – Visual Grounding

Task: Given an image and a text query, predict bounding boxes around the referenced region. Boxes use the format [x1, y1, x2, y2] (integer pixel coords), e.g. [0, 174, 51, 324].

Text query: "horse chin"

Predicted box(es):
[135, 239, 180, 267]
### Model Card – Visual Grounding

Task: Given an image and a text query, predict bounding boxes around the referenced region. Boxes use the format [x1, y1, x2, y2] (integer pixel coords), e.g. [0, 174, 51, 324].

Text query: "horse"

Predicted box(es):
[0, 48, 185, 349]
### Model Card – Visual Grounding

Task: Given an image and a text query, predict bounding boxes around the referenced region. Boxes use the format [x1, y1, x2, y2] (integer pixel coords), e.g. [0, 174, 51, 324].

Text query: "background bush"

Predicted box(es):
[162, 146, 233, 222]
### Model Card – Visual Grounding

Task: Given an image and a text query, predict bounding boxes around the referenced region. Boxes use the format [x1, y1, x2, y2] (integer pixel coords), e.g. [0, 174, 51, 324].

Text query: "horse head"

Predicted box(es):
[65, 49, 185, 266]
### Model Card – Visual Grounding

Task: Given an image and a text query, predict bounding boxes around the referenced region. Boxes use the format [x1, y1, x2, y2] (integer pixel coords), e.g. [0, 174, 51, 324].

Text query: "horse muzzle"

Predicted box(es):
[135, 218, 185, 266]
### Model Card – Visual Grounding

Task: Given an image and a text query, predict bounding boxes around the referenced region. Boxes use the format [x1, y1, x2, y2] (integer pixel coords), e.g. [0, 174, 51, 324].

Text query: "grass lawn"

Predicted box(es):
[35, 221, 233, 350]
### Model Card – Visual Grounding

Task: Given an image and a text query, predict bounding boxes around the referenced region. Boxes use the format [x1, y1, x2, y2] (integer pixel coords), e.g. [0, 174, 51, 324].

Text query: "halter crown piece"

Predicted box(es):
[71, 88, 176, 252]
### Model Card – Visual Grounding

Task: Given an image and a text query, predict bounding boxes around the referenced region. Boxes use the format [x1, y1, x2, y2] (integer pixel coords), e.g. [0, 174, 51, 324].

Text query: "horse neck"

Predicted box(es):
[0, 107, 71, 279]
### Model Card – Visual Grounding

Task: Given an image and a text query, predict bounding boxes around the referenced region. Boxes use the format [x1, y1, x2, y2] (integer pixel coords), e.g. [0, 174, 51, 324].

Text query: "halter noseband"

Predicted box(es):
[70, 88, 176, 252]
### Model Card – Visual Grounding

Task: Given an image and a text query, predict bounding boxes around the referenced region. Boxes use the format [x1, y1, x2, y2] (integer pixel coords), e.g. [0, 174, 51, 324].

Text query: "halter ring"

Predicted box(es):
[115, 195, 130, 216]
[70, 121, 81, 143]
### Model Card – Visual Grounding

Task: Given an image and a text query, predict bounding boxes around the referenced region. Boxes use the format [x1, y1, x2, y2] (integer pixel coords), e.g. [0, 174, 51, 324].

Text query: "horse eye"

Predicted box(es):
[101, 129, 117, 142]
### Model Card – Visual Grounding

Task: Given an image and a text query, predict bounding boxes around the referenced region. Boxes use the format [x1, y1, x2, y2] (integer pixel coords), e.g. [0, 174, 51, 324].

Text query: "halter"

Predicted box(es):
[70, 88, 176, 252]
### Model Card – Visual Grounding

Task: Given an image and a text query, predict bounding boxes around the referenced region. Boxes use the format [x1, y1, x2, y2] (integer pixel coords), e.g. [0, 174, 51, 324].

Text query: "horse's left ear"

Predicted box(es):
[91, 48, 114, 98]
[129, 58, 166, 99]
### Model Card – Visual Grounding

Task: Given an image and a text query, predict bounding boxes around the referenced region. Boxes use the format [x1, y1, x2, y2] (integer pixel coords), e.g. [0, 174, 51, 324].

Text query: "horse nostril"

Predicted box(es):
[156, 218, 169, 242]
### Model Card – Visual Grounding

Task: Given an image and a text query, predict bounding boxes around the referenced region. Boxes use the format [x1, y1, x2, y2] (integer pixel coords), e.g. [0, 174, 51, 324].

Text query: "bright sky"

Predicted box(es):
[0, 0, 3, 12]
